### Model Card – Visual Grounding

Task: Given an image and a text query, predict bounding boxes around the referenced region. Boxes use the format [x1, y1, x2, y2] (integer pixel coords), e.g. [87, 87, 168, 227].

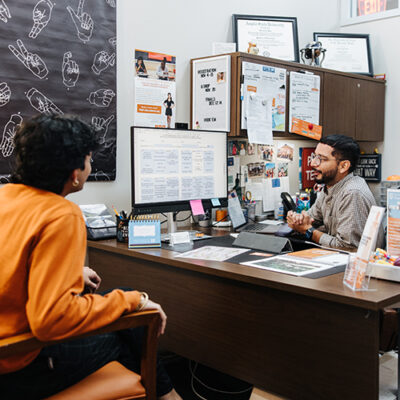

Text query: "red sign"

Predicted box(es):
[300, 147, 317, 189]
[358, 0, 387, 16]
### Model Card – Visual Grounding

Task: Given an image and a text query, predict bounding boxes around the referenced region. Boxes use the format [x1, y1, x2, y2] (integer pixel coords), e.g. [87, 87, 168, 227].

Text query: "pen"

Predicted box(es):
[112, 205, 120, 218]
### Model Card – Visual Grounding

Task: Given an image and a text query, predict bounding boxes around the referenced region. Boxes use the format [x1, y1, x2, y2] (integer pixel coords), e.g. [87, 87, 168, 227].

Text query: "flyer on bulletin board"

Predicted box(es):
[134, 50, 176, 128]
[192, 55, 231, 132]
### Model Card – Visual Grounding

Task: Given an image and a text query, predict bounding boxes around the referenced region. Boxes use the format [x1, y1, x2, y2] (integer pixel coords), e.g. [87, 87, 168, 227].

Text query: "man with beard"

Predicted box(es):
[287, 134, 383, 250]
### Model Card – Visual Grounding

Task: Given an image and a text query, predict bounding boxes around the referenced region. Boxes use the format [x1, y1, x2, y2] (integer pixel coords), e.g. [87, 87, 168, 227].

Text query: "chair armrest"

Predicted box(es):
[0, 309, 160, 358]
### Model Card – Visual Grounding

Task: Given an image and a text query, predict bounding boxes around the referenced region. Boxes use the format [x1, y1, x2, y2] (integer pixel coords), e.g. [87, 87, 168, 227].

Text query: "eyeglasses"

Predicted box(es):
[310, 153, 344, 166]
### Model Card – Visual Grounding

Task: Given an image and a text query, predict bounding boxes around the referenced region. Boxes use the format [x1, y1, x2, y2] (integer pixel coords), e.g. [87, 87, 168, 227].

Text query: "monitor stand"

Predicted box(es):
[161, 212, 207, 243]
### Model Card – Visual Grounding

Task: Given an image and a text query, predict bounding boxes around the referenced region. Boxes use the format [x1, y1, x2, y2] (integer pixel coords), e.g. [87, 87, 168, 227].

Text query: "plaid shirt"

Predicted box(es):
[308, 173, 384, 250]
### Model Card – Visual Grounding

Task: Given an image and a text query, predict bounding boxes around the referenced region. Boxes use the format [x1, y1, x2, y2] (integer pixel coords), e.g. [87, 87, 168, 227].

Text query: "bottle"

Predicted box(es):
[274, 200, 284, 220]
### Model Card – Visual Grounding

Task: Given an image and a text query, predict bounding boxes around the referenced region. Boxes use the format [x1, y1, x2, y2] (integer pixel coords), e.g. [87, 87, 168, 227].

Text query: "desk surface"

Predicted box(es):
[88, 236, 400, 311]
[87, 234, 400, 399]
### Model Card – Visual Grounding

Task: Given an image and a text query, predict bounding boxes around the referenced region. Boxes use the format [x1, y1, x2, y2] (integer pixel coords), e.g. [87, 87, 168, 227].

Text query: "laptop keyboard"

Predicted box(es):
[243, 224, 265, 232]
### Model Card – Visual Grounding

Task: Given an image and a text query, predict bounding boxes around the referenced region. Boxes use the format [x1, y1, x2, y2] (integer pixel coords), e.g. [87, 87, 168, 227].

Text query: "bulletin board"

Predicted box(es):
[0, 0, 117, 182]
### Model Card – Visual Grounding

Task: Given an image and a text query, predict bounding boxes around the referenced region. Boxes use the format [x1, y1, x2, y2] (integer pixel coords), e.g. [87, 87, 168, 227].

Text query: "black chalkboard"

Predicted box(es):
[0, 0, 117, 182]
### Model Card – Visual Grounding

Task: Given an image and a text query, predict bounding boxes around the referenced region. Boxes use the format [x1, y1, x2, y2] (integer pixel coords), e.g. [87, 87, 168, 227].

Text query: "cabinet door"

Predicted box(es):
[355, 80, 385, 141]
[323, 74, 356, 138]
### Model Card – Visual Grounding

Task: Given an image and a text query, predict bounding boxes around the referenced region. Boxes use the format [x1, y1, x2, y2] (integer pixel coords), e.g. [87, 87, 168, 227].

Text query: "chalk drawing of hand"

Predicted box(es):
[26, 87, 63, 115]
[67, 0, 94, 43]
[92, 115, 114, 144]
[88, 89, 115, 108]
[9, 39, 48, 79]
[29, 0, 53, 39]
[91, 51, 115, 75]
[105, 0, 116, 7]
[0, 114, 22, 157]
[0, 82, 11, 107]
[0, 0, 11, 23]
[108, 36, 116, 48]
[62, 51, 80, 87]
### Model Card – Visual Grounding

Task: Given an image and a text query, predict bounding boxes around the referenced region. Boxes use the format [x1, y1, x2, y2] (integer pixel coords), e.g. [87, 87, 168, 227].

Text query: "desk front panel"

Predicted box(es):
[88, 245, 380, 400]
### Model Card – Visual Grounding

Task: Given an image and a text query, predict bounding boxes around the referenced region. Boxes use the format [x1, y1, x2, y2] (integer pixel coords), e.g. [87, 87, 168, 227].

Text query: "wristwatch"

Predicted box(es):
[305, 227, 316, 240]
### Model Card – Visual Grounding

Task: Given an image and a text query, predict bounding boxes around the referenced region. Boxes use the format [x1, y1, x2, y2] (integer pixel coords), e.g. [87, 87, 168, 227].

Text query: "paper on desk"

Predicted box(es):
[190, 199, 205, 216]
[258, 220, 284, 225]
[176, 246, 249, 262]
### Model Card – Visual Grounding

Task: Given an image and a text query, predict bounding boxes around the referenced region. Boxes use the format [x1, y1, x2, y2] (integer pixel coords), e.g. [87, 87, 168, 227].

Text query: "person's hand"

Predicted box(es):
[83, 266, 101, 293]
[141, 299, 167, 336]
[67, 0, 93, 43]
[287, 210, 313, 234]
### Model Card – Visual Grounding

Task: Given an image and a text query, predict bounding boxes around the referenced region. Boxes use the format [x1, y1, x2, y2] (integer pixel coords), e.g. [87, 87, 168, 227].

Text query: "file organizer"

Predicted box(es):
[128, 216, 161, 248]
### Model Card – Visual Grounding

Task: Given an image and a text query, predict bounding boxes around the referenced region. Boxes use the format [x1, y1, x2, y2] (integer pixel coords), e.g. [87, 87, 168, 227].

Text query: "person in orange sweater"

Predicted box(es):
[0, 114, 182, 400]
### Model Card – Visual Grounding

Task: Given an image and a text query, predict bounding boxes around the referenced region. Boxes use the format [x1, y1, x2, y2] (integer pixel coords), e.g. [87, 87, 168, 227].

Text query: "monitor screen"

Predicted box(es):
[131, 127, 228, 214]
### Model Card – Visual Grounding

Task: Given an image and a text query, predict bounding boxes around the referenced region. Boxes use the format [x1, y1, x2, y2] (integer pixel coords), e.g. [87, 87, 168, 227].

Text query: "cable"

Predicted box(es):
[189, 360, 253, 398]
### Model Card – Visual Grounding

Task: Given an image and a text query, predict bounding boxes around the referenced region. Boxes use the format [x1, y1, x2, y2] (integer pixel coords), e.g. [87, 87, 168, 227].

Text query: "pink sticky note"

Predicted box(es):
[190, 199, 205, 216]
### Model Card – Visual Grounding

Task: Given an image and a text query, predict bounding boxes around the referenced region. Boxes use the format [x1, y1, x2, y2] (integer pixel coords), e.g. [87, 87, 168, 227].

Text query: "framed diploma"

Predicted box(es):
[233, 14, 299, 62]
[313, 32, 373, 76]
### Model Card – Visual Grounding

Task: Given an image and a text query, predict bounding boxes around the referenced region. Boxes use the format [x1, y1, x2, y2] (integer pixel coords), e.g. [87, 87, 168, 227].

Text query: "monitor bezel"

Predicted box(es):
[130, 126, 228, 215]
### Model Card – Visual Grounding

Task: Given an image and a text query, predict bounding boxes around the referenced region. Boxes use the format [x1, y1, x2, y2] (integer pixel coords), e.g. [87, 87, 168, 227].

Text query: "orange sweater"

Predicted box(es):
[0, 184, 141, 374]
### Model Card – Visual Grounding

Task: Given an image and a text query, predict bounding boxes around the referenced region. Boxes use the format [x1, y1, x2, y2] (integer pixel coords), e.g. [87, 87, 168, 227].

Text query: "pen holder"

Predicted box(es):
[116, 217, 129, 243]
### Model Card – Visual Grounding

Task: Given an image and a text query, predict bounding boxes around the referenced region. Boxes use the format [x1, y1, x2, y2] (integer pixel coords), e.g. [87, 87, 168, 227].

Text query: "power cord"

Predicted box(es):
[189, 360, 253, 399]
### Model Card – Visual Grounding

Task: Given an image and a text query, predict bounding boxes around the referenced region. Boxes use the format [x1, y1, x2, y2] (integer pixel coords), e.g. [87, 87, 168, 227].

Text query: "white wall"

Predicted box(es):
[341, 16, 400, 181]
[68, 0, 341, 210]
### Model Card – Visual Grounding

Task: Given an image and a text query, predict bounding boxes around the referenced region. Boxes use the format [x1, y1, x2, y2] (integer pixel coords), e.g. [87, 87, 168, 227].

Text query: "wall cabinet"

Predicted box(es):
[191, 52, 385, 142]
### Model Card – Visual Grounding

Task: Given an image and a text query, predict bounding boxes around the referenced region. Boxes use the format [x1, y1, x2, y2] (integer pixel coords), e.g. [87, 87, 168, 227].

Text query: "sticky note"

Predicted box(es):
[190, 199, 205, 216]
[211, 198, 221, 207]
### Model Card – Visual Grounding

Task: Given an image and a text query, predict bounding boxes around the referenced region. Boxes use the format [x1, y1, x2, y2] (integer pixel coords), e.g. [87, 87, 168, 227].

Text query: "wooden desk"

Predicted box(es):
[87, 237, 400, 400]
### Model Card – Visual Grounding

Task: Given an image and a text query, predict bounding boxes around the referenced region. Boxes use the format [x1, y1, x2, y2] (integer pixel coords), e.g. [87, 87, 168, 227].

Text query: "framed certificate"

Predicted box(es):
[233, 14, 299, 62]
[313, 32, 373, 76]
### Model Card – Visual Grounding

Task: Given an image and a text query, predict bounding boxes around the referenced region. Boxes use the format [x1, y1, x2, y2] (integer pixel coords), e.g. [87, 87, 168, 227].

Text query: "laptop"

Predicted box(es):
[227, 191, 283, 234]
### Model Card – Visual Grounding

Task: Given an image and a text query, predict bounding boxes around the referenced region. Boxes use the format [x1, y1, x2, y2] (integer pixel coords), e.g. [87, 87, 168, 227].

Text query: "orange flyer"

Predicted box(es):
[291, 117, 322, 140]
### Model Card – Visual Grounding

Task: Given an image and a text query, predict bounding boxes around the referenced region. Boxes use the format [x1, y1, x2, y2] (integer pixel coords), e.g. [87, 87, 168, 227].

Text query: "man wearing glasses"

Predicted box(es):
[287, 134, 383, 250]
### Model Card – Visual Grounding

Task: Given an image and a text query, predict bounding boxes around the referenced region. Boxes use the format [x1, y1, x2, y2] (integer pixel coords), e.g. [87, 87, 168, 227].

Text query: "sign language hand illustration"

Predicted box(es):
[0, 114, 22, 157]
[62, 51, 80, 87]
[26, 88, 64, 115]
[29, 0, 54, 39]
[0, 82, 11, 107]
[108, 36, 116, 48]
[88, 89, 115, 108]
[9, 39, 49, 79]
[92, 115, 114, 144]
[67, 0, 94, 43]
[105, 0, 116, 8]
[0, 0, 11, 23]
[91, 51, 115, 75]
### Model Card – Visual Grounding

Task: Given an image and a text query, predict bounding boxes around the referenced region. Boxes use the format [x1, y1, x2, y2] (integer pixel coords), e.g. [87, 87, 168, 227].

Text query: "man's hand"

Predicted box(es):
[83, 266, 101, 293]
[141, 299, 167, 337]
[287, 210, 314, 234]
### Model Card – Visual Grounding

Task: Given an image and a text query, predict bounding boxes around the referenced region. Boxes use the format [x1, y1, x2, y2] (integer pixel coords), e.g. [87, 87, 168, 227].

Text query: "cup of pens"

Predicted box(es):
[114, 209, 130, 243]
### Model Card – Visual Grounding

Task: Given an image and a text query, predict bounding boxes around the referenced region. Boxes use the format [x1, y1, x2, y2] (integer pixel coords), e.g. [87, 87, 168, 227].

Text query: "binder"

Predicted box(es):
[128, 216, 161, 248]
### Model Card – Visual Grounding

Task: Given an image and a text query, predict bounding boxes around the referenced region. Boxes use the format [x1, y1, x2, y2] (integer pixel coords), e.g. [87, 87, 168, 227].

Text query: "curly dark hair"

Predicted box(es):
[11, 114, 99, 194]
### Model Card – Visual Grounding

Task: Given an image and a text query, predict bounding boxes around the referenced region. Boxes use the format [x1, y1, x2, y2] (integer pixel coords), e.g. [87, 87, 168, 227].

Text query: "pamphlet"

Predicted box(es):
[176, 246, 249, 262]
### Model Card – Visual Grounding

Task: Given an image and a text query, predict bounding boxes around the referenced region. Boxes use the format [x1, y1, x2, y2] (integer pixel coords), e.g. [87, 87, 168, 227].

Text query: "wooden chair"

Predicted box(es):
[0, 310, 160, 400]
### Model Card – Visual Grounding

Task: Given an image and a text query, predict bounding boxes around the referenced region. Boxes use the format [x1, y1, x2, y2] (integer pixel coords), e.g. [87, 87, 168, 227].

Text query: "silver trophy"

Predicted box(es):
[300, 41, 326, 66]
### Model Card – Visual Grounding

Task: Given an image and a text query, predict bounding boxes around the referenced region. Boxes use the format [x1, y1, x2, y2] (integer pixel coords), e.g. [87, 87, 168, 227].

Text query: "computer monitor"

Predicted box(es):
[131, 126, 228, 218]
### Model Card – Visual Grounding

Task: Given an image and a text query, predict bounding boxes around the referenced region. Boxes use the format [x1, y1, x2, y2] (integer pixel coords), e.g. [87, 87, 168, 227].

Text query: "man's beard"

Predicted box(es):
[313, 167, 338, 185]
